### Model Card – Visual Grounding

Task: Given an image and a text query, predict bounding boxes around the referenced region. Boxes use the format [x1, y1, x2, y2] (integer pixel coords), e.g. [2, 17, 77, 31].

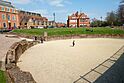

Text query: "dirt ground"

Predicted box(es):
[18, 38, 124, 83]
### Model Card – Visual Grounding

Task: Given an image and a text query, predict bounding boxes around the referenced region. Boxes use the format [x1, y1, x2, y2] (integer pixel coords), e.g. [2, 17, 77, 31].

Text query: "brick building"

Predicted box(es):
[0, 1, 50, 29]
[67, 11, 90, 27]
[18, 10, 49, 29]
[0, 0, 18, 30]
[0, 0, 72, 29]
[56, 22, 66, 28]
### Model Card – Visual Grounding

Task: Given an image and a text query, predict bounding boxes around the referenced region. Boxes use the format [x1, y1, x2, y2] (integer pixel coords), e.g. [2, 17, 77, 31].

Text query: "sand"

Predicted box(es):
[18, 38, 124, 83]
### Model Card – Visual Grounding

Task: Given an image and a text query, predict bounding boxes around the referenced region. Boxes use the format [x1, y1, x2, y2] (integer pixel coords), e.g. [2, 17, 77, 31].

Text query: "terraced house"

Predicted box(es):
[67, 11, 90, 27]
[0, 0, 18, 29]
[18, 10, 49, 29]
[0, 0, 51, 29]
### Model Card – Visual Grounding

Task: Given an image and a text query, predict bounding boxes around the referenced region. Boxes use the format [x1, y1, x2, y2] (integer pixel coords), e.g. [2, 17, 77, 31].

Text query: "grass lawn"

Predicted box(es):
[12, 27, 124, 37]
[0, 70, 6, 83]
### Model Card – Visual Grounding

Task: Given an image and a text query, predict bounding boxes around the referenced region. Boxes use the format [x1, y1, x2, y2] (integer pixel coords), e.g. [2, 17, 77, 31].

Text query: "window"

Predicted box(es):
[12, 16, 16, 20]
[2, 14, 6, 20]
[2, 7, 5, 11]
[8, 15, 11, 20]
[14, 23, 16, 28]
[7, 8, 10, 12]
[3, 23, 6, 28]
[12, 9, 15, 13]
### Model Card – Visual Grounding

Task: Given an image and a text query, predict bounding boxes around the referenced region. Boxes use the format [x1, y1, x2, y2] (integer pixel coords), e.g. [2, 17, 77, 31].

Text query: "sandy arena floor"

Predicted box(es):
[18, 38, 124, 83]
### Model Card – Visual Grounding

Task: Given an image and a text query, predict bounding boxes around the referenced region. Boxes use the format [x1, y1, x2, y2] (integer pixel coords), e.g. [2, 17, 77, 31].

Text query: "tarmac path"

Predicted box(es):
[0, 34, 20, 61]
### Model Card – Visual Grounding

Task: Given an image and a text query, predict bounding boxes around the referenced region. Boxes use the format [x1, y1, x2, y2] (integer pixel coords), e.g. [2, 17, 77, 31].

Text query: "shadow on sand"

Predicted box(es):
[73, 46, 124, 83]
[94, 53, 124, 83]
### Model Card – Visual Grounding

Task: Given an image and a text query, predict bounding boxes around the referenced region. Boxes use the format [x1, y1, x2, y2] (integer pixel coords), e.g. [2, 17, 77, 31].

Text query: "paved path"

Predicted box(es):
[18, 38, 124, 83]
[74, 46, 124, 83]
[0, 34, 20, 61]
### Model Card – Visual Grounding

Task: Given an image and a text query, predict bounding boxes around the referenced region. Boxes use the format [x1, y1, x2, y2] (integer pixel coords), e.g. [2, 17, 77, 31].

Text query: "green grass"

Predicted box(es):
[12, 27, 124, 37]
[0, 70, 6, 83]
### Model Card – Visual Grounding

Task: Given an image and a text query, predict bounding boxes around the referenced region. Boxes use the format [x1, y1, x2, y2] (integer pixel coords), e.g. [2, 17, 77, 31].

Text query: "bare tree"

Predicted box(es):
[106, 11, 117, 26]
[118, 0, 124, 23]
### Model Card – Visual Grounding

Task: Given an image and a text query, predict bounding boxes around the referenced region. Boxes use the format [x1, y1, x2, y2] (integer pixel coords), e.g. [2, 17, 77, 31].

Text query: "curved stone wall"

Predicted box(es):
[5, 40, 39, 83]
[10, 34, 124, 41]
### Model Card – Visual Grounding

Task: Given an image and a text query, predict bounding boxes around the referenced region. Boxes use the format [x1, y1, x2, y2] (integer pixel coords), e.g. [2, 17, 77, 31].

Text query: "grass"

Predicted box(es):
[0, 70, 6, 83]
[12, 27, 124, 37]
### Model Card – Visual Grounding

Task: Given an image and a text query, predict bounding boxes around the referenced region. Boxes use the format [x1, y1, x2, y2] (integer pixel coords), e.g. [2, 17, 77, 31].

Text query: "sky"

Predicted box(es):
[7, 0, 121, 23]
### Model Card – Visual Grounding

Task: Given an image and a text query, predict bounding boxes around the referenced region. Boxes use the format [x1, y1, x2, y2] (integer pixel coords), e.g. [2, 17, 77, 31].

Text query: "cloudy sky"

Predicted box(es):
[8, 0, 120, 23]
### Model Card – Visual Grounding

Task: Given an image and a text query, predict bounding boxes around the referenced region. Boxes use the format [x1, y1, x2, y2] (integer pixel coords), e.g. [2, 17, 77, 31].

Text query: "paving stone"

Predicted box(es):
[75, 78, 89, 83]
[95, 65, 109, 74]
[113, 54, 121, 59]
[84, 71, 101, 82]
[110, 57, 118, 61]
[103, 60, 115, 68]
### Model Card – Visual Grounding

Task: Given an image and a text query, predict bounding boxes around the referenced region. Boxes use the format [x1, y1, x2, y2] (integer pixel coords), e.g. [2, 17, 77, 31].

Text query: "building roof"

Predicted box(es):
[19, 10, 42, 17]
[0, 0, 15, 8]
[68, 11, 89, 19]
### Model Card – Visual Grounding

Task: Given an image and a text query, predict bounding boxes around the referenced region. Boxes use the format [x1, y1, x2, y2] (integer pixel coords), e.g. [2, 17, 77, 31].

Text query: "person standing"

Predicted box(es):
[40, 37, 43, 43]
[34, 36, 37, 41]
[72, 40, 75, 47]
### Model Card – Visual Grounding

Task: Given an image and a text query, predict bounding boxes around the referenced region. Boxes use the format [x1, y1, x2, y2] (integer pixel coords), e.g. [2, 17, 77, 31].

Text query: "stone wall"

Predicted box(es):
[5, 40, 39, 83]
[46, 34, 124, 41]
[9, 33, 124, 42]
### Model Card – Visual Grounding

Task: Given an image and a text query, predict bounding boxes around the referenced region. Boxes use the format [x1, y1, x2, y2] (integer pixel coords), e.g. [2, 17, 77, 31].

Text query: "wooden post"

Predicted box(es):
[44, 32, 48, 41]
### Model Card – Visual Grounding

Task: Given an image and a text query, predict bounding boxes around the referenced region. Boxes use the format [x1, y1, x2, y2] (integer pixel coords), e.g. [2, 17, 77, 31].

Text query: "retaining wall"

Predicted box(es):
[5, 40, 39, 83]
[9, 34, 124, 41]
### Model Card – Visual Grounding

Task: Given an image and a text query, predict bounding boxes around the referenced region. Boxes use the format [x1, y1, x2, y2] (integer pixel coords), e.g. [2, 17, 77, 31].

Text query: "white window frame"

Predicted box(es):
[2, 14, 6, 20]
[8, 15, 11, 21]
[7, 8, 10, 12]
[12, 15, 16, 21]
[1, 7, 5, 11]
[12, 9, 15, 13]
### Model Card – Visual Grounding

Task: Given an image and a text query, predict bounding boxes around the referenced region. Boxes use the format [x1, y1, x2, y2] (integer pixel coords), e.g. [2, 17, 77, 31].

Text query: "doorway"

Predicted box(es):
[9, 23, 11, 29]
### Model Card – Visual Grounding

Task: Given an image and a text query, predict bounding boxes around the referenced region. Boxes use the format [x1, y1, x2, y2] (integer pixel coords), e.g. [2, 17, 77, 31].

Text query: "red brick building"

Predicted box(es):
[0, 1, 50, 29]
[0, 0, 18, 30]
[67, 11, 90, 27]
[56, 22, 66, 28]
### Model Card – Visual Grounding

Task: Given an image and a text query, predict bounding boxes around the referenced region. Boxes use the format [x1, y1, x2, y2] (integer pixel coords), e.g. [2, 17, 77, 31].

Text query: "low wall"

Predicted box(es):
[9, 33, 124, 42]
[5, 40, 39, 83]
[45, 34, 124, 41]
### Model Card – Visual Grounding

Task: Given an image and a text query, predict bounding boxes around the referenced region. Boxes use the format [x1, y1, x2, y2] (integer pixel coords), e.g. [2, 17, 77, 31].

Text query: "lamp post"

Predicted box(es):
[100, 16, 102, 27]
[53, 13, 55, 22]
[53, 13, 56, 27]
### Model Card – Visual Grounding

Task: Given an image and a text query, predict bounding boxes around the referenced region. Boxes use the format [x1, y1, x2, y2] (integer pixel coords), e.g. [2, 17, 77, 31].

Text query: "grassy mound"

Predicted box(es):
[12, 27, 124, 36]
